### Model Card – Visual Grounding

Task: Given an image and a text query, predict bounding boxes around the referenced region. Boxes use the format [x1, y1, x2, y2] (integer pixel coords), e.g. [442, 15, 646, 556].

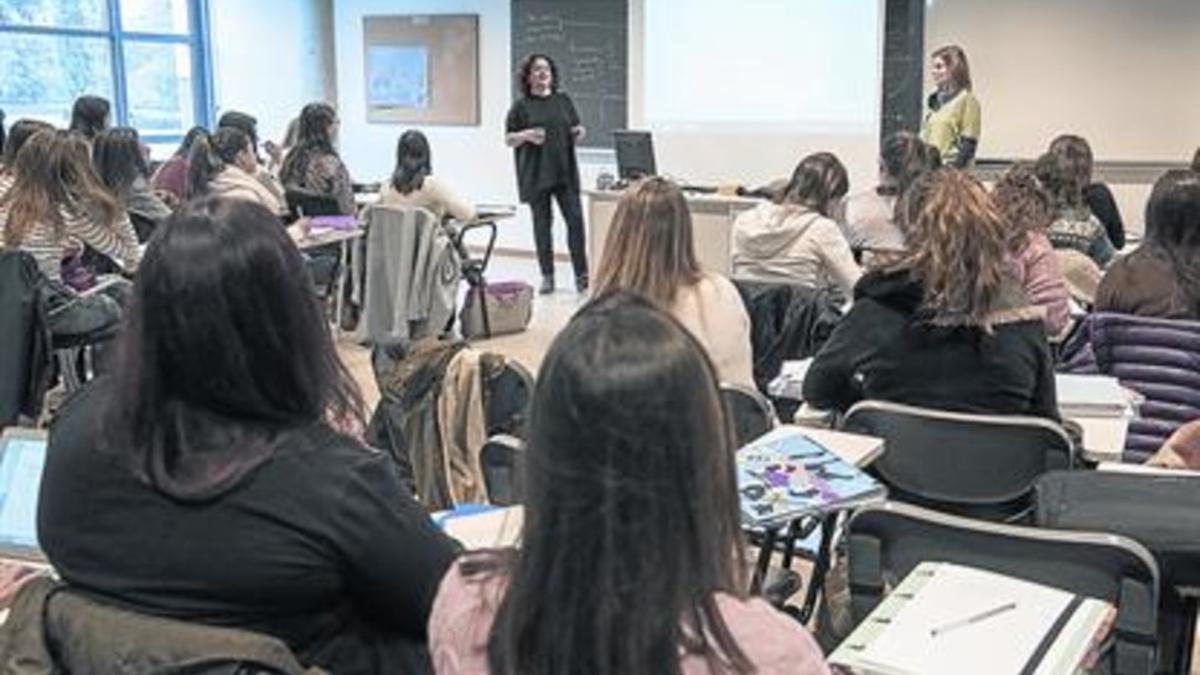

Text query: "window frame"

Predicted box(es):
[0, 0, 214, 144]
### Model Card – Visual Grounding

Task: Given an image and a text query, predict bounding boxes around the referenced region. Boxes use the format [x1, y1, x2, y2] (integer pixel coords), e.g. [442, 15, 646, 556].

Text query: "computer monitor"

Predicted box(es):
[613, 130, 657, 180]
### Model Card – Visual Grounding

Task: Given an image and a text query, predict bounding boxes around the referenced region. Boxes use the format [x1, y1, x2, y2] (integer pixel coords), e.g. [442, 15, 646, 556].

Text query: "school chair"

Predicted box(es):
[0, 250, 53, 426]
[1036, 470, 1200, 675]
[841, 400, 1076, 522]
[838, 501, 1159, 675]
[720, 383, 777, 448]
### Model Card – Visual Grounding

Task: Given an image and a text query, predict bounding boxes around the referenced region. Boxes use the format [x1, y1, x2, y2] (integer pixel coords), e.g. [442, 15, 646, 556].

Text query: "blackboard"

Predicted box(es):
[511, 0, 628, 149]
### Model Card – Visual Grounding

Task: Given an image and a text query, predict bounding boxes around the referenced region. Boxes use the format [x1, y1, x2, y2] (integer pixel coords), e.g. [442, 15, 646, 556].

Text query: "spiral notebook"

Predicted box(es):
[735, 427, 885, 529]
[830, 562, 1114, 675]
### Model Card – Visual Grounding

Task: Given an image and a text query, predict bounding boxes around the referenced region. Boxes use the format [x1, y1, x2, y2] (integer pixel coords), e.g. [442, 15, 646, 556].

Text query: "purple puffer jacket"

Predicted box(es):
[1061, 312, 1200, 462]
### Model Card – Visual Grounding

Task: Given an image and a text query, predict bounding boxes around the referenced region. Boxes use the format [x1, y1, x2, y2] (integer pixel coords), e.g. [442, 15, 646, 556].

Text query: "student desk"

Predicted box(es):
[585, 189, 760, 278]
[295, 226, 365, 336]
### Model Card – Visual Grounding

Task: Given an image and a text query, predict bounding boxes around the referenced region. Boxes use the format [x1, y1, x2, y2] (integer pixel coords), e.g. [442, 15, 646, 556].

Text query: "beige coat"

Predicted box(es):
[669, 274, 756, 389]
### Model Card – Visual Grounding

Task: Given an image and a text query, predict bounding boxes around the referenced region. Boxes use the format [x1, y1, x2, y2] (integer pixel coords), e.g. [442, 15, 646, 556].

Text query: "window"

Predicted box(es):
[0, 0, 211, 143]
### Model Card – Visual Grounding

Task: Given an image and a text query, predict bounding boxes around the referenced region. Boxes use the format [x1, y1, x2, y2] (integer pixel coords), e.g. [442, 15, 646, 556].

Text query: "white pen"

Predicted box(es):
[929, 602, 1018, 638]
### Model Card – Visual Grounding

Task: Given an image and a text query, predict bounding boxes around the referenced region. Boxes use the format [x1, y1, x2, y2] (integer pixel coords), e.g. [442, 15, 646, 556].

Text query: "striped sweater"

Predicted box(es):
[0, 173, 140, 281]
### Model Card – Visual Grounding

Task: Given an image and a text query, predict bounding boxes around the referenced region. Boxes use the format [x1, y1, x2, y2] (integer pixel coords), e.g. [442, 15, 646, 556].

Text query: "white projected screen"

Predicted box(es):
[927, 0, 1200, 161]
[643, 0, 881, 134]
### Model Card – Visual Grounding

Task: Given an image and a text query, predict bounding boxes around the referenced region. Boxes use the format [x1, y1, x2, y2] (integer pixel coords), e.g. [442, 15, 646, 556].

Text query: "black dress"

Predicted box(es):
[38, 379, 461, 675]
[505, 92, 581, 203]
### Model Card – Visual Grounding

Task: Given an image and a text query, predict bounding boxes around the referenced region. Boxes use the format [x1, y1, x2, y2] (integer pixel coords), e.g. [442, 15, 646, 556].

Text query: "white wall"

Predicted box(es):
[209, 0, 335, 150]
[333, 0, 536, 249]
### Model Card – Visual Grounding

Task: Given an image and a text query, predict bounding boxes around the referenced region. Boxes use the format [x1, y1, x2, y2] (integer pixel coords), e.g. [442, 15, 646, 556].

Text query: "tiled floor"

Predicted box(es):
[337, 254, 582, 409]
[338, 256, 1200, 671]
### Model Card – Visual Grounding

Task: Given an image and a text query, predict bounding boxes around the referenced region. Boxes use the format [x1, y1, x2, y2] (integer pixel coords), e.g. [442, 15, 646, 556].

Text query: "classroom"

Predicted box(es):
[1, 0, 1199, 673]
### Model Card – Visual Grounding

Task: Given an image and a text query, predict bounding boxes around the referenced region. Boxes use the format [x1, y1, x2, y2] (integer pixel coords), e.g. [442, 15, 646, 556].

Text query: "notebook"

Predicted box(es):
[735, 427, 885, 529]
[831, 562, 1115, 675]
[431, 505, 523, 550]
[766, 359, 813, 401]
[0, 429, 49, 563]
[1054, 374, 1134, 418]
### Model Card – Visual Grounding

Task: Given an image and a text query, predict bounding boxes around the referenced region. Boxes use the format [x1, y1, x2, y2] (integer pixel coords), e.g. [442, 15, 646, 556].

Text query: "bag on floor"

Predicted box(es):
[460, 281, 533, 339]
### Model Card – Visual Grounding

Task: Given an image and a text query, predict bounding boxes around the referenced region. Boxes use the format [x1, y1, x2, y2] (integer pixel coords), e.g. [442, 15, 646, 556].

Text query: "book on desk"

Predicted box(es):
[830, 561, 1114, 675]
[736, 427, 885, 530]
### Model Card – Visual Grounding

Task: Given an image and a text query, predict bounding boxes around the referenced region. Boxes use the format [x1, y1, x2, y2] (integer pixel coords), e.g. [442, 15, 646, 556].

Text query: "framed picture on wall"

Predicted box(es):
[362, 14, 479, 125]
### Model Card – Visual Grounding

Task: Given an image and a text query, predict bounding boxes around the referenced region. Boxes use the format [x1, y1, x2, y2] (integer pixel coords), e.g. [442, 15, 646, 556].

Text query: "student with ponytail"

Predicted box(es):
[378, 129, 476, 222]
[188, 127, 284, 214]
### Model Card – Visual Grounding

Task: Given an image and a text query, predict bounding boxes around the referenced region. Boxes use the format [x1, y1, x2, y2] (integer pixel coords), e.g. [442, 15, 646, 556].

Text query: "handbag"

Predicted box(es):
[460, 281, 533, 339]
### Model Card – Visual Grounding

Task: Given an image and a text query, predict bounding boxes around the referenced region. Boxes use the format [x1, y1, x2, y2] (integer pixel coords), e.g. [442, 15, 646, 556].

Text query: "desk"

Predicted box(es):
[747, 425, 885, 621]
[296, 227, 365, 336]
[585, 189, 760, 278]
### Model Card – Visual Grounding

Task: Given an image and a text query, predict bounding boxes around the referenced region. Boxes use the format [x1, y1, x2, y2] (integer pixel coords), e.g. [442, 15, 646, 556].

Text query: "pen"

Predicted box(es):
[929, 602, 1018, 638]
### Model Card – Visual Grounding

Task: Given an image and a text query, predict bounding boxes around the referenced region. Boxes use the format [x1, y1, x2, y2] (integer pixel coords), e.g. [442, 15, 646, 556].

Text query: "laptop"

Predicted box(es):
[0, 428, 49, 563]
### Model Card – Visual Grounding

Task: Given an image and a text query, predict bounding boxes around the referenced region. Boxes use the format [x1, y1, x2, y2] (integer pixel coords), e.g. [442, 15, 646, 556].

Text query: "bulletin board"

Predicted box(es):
[362, 14, 479, 125]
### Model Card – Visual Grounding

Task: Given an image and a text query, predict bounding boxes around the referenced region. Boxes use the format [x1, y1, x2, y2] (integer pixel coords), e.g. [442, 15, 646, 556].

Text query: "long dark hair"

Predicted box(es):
[1144, 170, 1200, 315]
[1, 129, 120, 247]
[0, 108, 6, 159]
[1048, 135, 1094, 189]
[187, 127, 251, 198]
[516, 53, 559, 98]
[174, 126, 209, 159]
[93, 127, 149, 197]
[1191, 147, 1199, 174]
[878, 131, 940, 197]
[279, 102, 338, 188]
[779, 151, 849, 217]
[1034, 151, 1085, 212]
[391, 129, 431, 195]
[69, 95, 111, 139]
[475, 291, 751, 675]
[106, 198, 365, 500]
[2, 119, 54, 168]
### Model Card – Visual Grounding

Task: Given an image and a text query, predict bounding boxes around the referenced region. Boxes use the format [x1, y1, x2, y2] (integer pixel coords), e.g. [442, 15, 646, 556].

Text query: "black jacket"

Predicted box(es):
[733, 280, 843, 393]
[0, 250, 51, 427]
[803, 269, 1057, 419]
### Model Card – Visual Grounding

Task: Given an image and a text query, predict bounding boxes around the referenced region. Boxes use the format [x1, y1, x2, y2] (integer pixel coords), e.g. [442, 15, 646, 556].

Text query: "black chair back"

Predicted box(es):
[843, 501, 1160, 675]
[842, 400, 1075, 522]
[0, 250, 52, 426]
[285, 188, 342, 218]
[719, 384, 776, 448]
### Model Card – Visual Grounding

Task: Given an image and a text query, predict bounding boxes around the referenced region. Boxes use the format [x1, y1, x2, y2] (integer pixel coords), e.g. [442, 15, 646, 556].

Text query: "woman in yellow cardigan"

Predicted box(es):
[922, 45, 981, 168]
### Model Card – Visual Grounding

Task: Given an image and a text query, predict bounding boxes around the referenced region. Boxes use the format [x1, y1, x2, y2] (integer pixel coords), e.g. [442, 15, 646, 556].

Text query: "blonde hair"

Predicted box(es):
[891, 169, 1012, 328]
[593, 177, 701, 307]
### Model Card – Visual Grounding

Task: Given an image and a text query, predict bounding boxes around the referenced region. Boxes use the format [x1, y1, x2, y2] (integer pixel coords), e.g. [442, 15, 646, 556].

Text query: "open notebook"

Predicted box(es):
[736, 427, 885, 529]
[831, 562, 1114, 675]
[0, 429, 49, 563]
[1055, 374, 1136, 418]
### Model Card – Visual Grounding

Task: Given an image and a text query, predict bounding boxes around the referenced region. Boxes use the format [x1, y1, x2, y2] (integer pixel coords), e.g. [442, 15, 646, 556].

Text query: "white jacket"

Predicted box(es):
[209, 166, 285, 214]
[731, 202, 861, 298]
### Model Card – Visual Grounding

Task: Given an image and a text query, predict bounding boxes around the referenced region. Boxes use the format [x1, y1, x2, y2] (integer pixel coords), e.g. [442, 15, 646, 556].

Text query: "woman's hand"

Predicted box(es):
[572, 125, 586, 142]
[525, 128, 547, 145]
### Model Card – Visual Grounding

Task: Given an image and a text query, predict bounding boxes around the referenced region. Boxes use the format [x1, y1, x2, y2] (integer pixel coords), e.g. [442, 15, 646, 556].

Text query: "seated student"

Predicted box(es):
[266, 117, 300, 177]
[841, 131, 940, 256]
[0, 129, 138, 340]
[38, 198, 459, 675]
[1034, 152, 1115, 267]
[68, 95, 110, 142]
[1049, 134, 1125, 250]
[429, 291, 831, 675]
[0, 119, 54, 196]
[991, 164, 1072, 336]
[731, 152, 861, 298]
[280, 103, 355, 215]
[804, 169, 1056, 419]
[378, 130, 476, 222]
[93, 127, 173, 225]
[188, 128, 285, 215]
[152, 126, 208, 203]
[1095, 170, 1200, 319]
[593, 177, 754, 389]
[218, 110, 287, 205]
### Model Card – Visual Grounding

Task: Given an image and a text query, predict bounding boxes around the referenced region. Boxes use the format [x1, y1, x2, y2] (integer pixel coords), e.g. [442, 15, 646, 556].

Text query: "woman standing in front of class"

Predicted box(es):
[921, 45, 982, 168]
[506, 53, 589, 295]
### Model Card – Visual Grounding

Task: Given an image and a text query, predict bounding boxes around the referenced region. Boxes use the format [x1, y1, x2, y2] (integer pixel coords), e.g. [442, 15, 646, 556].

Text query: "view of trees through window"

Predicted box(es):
[0, 0, 207, 140]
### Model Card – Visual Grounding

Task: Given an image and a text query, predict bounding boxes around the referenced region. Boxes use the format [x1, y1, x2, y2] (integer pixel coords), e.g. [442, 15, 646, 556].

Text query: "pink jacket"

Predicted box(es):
[429, 559, 833, 675]
[1010, 232, 1071, 336]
